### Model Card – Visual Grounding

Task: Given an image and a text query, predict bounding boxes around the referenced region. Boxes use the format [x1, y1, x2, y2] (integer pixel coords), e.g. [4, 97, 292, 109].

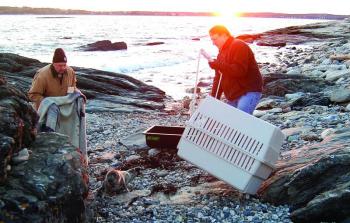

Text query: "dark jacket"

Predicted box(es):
[211, 37, 263, 100]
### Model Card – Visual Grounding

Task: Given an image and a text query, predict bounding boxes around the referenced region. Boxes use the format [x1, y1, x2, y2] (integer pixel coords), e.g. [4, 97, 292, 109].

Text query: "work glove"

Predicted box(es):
[208, 60, 221, 70]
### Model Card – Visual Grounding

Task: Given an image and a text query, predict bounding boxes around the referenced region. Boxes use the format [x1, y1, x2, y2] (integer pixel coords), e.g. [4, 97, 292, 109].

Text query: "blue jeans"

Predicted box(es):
[45, 104, 60, 131]
[227, 92, 262, 114]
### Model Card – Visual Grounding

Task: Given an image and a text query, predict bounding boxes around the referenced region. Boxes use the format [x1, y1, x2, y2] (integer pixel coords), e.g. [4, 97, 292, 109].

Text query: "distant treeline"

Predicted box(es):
[239, 12, 349, 20]
[0, 6, 348, 20]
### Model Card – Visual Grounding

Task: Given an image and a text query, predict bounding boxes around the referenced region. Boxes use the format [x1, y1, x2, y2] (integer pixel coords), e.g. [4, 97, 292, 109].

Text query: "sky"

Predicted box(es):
[0, 0, 349, 15]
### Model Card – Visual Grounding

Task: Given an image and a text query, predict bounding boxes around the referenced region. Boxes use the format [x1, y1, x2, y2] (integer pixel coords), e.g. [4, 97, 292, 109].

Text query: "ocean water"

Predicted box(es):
[0, 15, 329, 99]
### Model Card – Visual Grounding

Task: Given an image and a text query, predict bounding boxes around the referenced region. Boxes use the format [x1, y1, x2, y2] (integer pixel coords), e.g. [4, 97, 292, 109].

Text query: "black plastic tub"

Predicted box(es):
[143, 125, 185, 149]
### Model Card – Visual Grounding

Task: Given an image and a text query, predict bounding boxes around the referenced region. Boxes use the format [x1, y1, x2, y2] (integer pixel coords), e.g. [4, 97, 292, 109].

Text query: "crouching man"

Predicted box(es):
[28, 48, 87, 162]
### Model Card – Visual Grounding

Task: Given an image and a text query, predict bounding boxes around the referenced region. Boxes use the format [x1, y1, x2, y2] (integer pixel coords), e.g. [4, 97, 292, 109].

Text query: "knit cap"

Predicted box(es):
[52, 48, 67, 63]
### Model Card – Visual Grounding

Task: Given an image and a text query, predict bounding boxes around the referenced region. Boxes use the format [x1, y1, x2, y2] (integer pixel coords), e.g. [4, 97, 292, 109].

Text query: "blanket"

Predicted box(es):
[38, 91, 87, 162]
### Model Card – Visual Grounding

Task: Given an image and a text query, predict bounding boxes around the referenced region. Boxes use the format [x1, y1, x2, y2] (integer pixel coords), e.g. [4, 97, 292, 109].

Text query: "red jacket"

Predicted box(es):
[211, 37, 263, 100]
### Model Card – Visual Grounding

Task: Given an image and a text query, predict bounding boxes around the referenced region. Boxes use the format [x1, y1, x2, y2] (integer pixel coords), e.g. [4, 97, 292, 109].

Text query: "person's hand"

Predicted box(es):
[208, 60, 220, 70]
[200, 48, 213, 62]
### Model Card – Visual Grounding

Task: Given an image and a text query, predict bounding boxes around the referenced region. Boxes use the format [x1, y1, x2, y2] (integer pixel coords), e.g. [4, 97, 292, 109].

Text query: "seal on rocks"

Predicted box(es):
[98, 169, 133, 196]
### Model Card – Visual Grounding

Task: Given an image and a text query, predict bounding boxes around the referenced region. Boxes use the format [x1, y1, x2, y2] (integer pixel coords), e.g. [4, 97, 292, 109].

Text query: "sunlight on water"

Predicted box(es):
[0, 15, 330, 99]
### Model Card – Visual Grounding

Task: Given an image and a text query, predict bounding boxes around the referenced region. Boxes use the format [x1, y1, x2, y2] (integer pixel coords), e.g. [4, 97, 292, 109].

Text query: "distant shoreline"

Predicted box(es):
[0, 6, 349, 20]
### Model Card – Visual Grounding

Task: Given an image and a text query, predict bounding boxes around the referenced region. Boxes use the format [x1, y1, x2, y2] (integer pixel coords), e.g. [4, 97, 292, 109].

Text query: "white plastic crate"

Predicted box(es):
[177, 96, 285, 194]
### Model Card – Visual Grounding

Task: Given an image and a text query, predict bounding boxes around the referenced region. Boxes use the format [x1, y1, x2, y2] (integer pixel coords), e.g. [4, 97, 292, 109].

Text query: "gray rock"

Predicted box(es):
[0, 81, 37, 183]
[330, 87, 350, 103]
[346, 103, 350, 111]
[324, 69, 350, 81]
[125, 154, 141, 162]
[310, 69, 324, 77]
[11, 148, 30, 164]
[148, 148, 160, 157]
[256, 98, 278, 109]
[286, 67, 302, 75]
[263, 74, 331, 97]
[285, 92, 305, 101]
[259, 129, 350, 222]
[0, 133, 89, 222]
[290, 93, 331, 107]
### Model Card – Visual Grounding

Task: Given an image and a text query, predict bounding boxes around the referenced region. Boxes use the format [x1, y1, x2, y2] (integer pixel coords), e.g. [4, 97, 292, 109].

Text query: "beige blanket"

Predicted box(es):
[38, 91, 87, 162]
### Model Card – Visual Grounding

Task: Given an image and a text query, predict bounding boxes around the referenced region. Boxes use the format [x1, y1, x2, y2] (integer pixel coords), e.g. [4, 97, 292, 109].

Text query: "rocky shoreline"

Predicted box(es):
[1, 18, 350, 222]
[83, 18, 350, 223]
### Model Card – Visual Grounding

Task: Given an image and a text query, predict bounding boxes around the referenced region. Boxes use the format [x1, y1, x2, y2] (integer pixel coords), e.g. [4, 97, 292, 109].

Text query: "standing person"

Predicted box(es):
[28, 48, 87, 161]
[204, 25, 263, 114]
[28, 48, 77, 111]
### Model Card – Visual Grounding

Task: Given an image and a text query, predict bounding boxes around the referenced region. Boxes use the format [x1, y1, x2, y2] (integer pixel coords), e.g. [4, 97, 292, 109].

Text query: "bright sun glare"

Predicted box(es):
[210, 0, 242, 26]
[213, 8, 240, 18]
[210, 2, 241, 27]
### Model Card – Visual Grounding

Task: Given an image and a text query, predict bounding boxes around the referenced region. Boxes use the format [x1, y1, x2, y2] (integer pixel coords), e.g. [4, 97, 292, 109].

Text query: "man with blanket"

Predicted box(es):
[28, 48, 87, 161]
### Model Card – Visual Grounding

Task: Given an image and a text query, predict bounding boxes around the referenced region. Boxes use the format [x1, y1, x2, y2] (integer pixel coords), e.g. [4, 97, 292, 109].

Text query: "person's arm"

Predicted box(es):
[28, 73, 45, 110]
[209, 43, 251, 78]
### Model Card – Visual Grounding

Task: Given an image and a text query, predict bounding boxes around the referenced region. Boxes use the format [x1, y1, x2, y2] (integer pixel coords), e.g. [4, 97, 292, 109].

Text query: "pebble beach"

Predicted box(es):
[86, 112, 292, 223]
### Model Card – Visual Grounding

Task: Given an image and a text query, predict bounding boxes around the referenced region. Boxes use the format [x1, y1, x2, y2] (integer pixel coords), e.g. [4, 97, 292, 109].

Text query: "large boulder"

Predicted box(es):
[0, 133, 89, 222]
[0, 76, 89, 222]
[0, 80, 37, 183]
[263, 73, 332, 97]
[258, 128, 350, 222]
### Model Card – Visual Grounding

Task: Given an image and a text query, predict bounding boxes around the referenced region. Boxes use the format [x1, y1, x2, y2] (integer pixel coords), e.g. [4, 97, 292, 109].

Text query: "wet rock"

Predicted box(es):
[145, 42, 164, 46]
[285, 92, 305, 101]
[259, 128, 350, 223]
[256, 39, 286, 47]
[290, 93, 331, 108]
[81, 40, 127, 51]
[0, 81, 37, 183]
[346, 103, 350, 111]
[263, 73, 331, 97]
[324, 69, 350, 81]
[330, 87, 350, 103]
[236, 34, 260, 43]
[0, 133, 89, 222]
[257, 20, 350, 42]
[11, 148, 30, 164]
[256, 98, 279, 109]
[0, 77, 90, 222]
[0, 134, 14, 183]
[286, 66, 302, 75]
[148, 148, 160, 157]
